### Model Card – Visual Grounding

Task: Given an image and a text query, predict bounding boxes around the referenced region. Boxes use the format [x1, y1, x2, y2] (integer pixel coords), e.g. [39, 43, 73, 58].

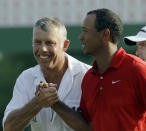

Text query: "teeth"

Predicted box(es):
[40, 55, 49, 59]
[82, 44, 85, 48]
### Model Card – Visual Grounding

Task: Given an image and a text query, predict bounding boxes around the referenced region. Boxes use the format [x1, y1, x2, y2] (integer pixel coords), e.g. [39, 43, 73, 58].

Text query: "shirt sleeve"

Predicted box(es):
[2, 72, 30, 128]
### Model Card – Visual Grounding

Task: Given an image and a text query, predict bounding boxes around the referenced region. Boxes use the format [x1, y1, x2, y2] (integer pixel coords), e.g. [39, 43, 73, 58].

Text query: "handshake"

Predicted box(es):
[35, 81, 59, 108]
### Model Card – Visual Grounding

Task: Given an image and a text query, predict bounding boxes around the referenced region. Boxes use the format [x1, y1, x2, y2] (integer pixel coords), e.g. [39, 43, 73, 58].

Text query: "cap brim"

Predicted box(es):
[124, 36, 146, 45]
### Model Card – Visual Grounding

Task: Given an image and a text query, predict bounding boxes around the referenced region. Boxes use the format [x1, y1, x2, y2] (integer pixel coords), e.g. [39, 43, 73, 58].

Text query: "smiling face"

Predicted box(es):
[136, 41, 146, 61]
[32, 26, 67, 69]
[79, 14, 105, 56]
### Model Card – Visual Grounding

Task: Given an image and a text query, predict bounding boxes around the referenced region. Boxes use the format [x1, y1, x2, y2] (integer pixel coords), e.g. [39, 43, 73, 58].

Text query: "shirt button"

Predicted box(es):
[100, 76, 103, 79]
[100, 87, 103, 90]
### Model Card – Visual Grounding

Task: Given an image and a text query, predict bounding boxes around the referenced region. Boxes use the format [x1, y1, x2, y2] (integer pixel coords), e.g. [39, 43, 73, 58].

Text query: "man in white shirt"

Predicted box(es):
[3, 17, 90, 131]
[124, 26, 146, 61]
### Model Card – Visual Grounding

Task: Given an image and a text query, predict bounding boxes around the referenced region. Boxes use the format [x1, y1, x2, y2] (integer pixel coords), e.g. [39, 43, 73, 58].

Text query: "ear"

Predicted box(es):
[63, 40, 70, 51]
[103, 29, 110, 41]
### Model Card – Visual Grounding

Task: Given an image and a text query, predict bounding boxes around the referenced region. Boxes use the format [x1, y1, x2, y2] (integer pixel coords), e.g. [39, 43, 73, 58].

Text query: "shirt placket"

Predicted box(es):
[97, 75, 104, 94]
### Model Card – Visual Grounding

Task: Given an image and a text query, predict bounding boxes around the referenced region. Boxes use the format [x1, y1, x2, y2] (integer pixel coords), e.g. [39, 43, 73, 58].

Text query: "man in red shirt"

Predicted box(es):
[78, 9, 146, 131]
[35, 9, 146, 131]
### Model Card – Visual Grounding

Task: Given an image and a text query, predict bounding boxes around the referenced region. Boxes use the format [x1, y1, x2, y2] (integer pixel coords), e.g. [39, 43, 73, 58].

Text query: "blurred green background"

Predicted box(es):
[0, 24, 144, 130]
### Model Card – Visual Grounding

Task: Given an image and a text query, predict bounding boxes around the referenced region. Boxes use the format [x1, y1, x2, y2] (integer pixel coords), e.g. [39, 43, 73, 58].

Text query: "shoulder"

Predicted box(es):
[67, 54, 91, 73]
[124, 53, 146, 69]
[17, 65, 40, 81]
[83, 68, 93, 77]
[123, 53, 146, 78]
[81, 67, 94, 84]
[77, 60, 91, 71]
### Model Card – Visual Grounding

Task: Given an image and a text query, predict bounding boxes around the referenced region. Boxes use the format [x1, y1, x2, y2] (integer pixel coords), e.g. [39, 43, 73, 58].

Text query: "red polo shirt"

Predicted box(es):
[80, 48, 146, 131]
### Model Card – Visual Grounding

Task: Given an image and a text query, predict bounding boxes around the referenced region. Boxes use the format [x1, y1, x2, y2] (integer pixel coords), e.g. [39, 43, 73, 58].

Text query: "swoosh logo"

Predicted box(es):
[112, 80, 121, 84]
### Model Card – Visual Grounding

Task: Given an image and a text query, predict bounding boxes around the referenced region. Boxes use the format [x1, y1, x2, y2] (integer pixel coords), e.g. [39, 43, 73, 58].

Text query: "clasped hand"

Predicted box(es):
[35, 81, 59, 108]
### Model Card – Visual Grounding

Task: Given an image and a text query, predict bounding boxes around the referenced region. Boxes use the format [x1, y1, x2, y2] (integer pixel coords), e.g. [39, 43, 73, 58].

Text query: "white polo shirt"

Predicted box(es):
[3, 54, 91, 131]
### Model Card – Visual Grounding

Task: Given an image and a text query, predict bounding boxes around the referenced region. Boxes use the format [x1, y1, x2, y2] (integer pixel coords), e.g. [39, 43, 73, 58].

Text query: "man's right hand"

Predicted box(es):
[35, 81, 59, 108]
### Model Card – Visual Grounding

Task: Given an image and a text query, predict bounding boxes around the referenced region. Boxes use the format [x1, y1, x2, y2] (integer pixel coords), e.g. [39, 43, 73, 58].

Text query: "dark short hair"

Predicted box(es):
[87, 8, 123, 43]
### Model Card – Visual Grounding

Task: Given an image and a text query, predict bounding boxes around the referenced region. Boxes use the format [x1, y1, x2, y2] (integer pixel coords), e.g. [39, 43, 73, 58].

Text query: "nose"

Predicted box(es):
[40, 43, 48, 52]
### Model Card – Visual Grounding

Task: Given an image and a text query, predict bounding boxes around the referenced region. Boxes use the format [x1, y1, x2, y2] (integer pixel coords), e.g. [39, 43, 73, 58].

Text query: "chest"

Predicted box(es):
[86, 76, 135, 104]
[82, 71, 142, 116]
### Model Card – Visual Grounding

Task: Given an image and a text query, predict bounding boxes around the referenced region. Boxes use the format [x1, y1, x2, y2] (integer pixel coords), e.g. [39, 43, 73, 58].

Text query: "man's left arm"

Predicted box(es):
[51, 101, 92, 131]
[37, 82, 92, 131]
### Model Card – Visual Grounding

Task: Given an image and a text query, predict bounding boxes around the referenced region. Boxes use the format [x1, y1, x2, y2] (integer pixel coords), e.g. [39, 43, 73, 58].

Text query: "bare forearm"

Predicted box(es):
[4, 97, 41, 131]
[51, 101, 92, 131]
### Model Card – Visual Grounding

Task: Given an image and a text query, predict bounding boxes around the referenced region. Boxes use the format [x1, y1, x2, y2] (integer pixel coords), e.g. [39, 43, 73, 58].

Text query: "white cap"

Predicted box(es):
[124, 26, 146, 45]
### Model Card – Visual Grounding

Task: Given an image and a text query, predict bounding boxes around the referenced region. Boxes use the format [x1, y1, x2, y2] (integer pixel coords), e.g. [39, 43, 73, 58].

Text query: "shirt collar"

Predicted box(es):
[66, 53, 83, 76]
[109, 47, 126, 68]
[92, 47, 126, 74]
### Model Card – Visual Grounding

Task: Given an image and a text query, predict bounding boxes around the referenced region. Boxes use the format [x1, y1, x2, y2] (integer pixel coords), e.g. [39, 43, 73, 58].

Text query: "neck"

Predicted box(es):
[41, 55, 68, 83]
[95, 43, 117, 74]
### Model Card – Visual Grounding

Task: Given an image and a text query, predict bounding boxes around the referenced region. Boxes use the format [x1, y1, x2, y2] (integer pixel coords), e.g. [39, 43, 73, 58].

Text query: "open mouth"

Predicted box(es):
[38, 55, 52, 62]
[81, 45, 85, 48]
[39, 55, 49, 59]
[81, 42, 86, 48]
